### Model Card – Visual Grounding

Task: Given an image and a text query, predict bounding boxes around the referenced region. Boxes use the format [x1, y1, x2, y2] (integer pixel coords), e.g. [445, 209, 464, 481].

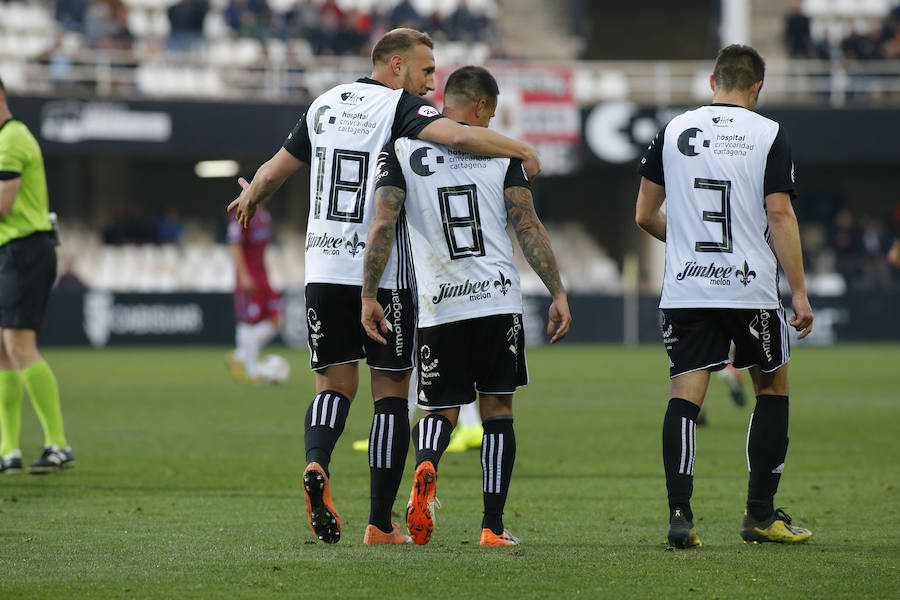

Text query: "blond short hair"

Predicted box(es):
[372, 28, 434, 65]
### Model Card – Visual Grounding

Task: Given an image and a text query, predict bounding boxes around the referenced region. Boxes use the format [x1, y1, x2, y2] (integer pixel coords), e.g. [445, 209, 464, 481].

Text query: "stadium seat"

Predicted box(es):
[52, 220, 619, 294]
[129, 9, 153, 39]
[203, 11, 230, 40]
[0, 60, 26, 89]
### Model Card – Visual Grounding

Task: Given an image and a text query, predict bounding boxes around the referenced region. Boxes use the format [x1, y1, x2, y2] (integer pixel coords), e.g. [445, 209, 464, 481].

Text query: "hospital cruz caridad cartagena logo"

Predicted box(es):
[677, 127, 709, 156]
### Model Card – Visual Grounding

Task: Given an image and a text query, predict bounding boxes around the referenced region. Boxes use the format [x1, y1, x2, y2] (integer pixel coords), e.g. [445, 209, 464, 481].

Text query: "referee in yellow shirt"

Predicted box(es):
[0, 76, 74, 474]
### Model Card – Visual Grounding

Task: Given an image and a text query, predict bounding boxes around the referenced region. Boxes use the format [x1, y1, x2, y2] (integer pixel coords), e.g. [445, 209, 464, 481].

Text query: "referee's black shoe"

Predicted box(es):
[1, 449, 23, 473]
[27, 445, 76, 474]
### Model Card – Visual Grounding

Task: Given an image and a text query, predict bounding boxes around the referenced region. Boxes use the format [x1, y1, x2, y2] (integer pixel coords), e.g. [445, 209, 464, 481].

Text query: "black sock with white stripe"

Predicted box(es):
[481, 416, 516, 536]
[368, 397, 410, 533]
[746, 394, 789, 522]
[412, 414, 452, 469]
[304, 390, 351, 477]
[662, 398, 700, 522]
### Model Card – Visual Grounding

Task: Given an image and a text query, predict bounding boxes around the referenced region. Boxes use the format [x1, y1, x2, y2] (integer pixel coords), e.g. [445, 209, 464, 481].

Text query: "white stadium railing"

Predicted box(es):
[5, 47, 900, 107]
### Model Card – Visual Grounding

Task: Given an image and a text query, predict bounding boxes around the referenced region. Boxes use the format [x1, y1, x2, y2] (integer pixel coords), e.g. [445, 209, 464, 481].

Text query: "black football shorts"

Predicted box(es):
[661, 307, 790, 378]
[304, 282, 414, 371]
[0, 232, 57, 331]
[416, 313, 528, 409]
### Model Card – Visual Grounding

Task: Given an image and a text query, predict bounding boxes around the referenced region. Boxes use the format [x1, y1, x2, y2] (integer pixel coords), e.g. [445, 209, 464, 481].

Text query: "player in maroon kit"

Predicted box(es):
[227, 203, 283, 382]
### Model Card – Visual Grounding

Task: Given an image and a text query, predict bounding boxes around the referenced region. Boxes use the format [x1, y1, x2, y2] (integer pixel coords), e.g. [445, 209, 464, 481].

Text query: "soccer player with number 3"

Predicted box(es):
[635, 45, 814, 548]
[228, 28, 540, 545]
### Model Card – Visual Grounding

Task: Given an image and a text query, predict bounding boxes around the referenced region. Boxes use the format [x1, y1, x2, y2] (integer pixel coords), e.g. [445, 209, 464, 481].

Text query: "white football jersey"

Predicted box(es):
[640, 104, 796, 309]
[375, 135, 531, 327]
[283, 78, 443, 289]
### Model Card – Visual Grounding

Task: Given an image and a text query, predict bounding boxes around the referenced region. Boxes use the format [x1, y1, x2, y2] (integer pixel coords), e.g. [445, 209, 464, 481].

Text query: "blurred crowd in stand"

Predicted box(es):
[785, 0, 900, 60]
[38, 0, 498, 56]
[824, 205, 900, 291]
[798, 192, 900, 292]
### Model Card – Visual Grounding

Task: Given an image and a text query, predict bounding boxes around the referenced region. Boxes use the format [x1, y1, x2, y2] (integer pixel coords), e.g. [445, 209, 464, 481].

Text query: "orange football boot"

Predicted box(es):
[479, 528, 521, 546]
[364, 522, 413, 545]
[302, 462, 341, 543]
[406, 460, 437, 545]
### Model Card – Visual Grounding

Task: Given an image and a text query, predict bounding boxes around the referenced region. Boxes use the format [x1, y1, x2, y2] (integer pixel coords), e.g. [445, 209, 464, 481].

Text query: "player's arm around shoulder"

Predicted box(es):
[504, 185, 571, 343]
[635, 177, 667, 242]
[766, 191, 813, 338]
[418, 118, 541, 180]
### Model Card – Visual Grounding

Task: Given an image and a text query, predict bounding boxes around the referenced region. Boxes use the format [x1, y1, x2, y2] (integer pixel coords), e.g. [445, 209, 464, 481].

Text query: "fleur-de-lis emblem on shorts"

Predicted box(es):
[736, 260, 756, 287]
[494, 270, 511, 295]
[346, 232, 365, 257]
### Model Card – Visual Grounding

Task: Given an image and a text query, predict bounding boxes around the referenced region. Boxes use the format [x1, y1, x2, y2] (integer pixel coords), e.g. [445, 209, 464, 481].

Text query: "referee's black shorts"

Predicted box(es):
[0, 231, 57, 331]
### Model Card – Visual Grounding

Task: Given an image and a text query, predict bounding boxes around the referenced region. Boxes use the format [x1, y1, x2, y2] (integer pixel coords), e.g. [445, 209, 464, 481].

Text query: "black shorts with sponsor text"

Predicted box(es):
[305, 283, 414, 371]
[660, 307, 790, 378]
[0, 232, 57, 331]
[416, 313, 528, 410]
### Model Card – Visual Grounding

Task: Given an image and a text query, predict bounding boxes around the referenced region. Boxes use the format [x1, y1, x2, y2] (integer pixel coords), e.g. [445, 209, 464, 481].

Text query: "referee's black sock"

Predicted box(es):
[481, 416, 516, 536]
[746, 394, 789, 522]
[304, 390, 351, 478]
[367, 397, 410, 533]
[662, 398, 700, 522]
[411, 414, 453, 469]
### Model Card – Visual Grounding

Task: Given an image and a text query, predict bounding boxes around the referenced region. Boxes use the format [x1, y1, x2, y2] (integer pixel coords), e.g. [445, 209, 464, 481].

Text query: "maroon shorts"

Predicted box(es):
[234, 284, 281, 324]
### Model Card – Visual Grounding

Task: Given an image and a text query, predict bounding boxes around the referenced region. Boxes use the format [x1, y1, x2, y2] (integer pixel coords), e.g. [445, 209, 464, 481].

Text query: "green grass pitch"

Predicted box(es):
[1, 344, 898, 599]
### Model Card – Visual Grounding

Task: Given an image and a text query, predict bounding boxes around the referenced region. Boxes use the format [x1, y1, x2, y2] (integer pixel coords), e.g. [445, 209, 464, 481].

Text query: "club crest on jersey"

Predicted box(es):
[712, 115, 734, 127]
[677, 127, 710, 157]
[410, 146, 444, 176]
[340, 91, 365, 103]
[346, 232, 366, 257]
[493, 271, 512, 295]
[418, 105, 440, 118]
[736, 260, 756, 286]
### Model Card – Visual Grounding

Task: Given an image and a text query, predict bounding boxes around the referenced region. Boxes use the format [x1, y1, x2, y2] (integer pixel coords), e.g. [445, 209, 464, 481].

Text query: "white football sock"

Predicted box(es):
[235, 323, 255, 369]
[459, 401, 480, 427]
[407, 367, 418, 421]
[251, 319, 278, 349]
[236, 320, 278, 378]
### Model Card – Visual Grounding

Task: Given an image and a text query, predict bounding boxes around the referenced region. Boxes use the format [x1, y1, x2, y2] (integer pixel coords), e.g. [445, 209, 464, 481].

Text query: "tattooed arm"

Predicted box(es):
[361, 184, 406, 344]
[505, 186, 571, 343]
